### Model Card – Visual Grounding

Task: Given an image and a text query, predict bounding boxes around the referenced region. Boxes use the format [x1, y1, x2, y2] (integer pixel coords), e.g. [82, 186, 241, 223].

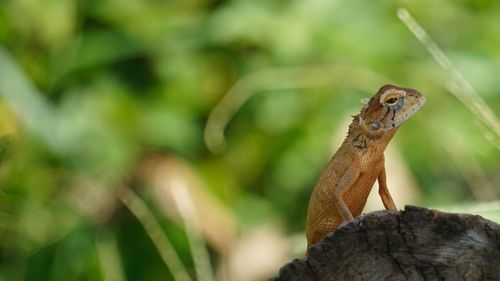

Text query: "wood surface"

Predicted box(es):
[274, 206, 500, 281]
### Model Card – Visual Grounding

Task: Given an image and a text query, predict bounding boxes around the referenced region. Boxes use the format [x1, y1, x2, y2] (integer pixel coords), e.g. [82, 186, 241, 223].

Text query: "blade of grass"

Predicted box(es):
[96, 231, 126, 281]
[119, 187, 192, 281]
[397, 8, 500, 150]
[170, 177, 215, 281]
[0, 46, 60, 148]
[204, 65, 388, 153]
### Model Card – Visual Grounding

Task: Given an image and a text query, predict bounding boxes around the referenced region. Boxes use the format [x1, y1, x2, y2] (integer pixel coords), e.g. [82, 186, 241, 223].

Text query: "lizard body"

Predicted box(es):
[306, 84, 425, 248]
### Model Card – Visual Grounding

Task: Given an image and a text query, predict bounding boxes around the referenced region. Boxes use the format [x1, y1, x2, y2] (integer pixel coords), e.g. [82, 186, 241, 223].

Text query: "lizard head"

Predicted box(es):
[359, 84, 425, 134]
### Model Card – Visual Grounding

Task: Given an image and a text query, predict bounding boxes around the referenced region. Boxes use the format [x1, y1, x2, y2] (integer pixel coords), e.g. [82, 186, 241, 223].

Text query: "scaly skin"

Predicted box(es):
[305, 84, 425, 249]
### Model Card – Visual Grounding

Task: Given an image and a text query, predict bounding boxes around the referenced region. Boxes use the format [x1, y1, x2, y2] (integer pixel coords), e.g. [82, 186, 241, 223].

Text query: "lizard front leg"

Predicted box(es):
[333, 163, 361, 221]
[377, 166, 397, 210]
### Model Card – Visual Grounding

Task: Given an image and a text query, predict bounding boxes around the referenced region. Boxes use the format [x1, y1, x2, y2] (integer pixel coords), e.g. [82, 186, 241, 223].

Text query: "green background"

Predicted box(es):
[0, 0, 499, 280]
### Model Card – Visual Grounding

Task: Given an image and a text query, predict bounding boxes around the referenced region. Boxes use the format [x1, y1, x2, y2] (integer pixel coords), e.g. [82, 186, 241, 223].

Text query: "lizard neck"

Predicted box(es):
[345, 116, 398, 156]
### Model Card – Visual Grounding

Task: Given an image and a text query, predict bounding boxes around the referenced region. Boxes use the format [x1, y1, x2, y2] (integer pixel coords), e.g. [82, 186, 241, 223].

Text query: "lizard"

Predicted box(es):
[305, 84, 425, 249]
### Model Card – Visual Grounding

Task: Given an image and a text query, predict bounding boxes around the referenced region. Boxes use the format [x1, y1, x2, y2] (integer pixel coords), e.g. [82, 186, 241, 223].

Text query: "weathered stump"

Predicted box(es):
[273, 206, 500, 281]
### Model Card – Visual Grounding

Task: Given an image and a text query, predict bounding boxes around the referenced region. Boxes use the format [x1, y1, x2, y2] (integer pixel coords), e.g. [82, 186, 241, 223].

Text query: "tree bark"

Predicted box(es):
[273, 206, 500, 281]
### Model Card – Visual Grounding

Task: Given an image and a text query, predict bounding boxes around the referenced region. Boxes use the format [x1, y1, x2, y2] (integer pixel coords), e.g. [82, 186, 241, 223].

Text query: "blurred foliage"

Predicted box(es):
[0, 0, 500, 280]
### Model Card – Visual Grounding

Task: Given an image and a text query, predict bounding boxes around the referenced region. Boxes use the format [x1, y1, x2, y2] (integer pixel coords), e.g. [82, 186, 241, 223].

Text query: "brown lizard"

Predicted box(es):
[305, 84, 425, 249]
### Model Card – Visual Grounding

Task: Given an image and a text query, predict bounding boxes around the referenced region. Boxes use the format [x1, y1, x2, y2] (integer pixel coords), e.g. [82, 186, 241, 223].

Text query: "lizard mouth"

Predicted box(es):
[392, 96, 426, 127]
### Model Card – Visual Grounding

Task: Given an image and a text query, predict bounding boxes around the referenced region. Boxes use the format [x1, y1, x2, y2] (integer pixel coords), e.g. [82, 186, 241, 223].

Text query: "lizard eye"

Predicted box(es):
[385, 97, 399, 106]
